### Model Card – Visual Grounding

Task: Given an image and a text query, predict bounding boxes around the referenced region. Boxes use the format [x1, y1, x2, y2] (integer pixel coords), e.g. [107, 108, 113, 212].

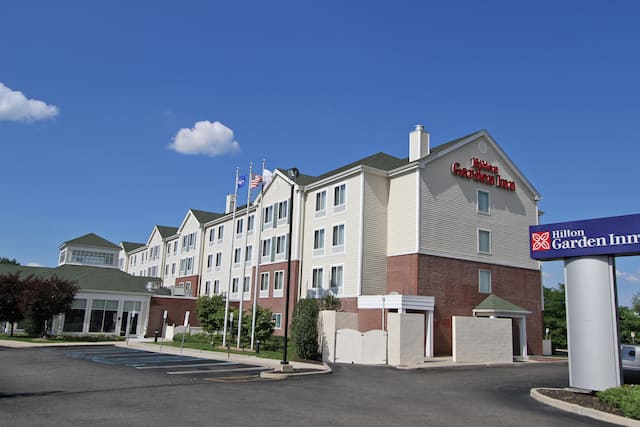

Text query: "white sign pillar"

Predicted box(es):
[564, 256, 622, 391]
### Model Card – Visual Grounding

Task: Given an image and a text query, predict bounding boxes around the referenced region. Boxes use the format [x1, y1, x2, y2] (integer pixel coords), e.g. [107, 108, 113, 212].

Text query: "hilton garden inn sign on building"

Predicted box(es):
[64, 126, 544, 356]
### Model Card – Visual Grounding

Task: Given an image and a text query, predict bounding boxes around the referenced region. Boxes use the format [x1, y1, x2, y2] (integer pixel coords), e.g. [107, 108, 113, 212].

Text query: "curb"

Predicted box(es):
[260, 366, 332, 380]
[530, 388, 640, 427]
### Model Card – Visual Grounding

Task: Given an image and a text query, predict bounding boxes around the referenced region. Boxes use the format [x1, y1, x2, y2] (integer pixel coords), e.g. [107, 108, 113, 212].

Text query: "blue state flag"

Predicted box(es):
[237, 175, 247, 189]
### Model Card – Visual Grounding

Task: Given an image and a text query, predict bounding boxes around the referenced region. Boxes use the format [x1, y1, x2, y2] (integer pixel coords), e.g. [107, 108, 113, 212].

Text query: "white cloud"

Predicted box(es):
[169, 120, 240, 157]
[0, 82, 59, 122]
[617, 270, 640, 283]
[26, 262, 42, 267]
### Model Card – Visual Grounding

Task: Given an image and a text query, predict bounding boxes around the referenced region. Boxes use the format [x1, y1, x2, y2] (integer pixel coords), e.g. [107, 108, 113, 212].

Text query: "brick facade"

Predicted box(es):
[250, 260, 299, 336]
[148, 296, 200, 338]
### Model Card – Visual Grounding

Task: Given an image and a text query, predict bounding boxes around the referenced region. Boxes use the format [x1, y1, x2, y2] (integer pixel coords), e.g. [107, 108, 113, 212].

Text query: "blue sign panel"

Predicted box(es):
[530, 213, 640, 260]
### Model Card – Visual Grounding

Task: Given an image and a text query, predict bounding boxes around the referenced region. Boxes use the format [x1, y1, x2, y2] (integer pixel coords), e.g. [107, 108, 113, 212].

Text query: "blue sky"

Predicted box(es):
[1, 1, 639, 305]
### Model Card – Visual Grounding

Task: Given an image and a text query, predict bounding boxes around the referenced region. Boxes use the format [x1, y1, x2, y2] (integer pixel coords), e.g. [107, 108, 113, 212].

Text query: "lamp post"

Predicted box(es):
[281, 167, 298, 371]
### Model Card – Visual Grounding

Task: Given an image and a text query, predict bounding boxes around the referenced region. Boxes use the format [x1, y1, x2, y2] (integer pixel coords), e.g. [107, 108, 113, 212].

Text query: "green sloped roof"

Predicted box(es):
[62, 233, 120, 250]
[190, 209, 223, 224]
[473, 294, 530, 314]
[0, 264, 163, 294]
[156, 225, 178, 239]
[121, 241, 145, 252]
[274, 130, 486, 186]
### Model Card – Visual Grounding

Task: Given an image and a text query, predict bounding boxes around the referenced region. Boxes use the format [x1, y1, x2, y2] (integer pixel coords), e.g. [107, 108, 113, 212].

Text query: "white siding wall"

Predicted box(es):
[387, 170, 417, 255]
[163, 237, 179, 287]
[300, 173, 361, 298]
[361, 172, 389, 295]
[420, 136, 539, 270]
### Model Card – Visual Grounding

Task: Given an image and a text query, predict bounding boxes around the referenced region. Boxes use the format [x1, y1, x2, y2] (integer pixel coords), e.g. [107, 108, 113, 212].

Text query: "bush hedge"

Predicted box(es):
[291, 298, 319, 360]
[598, 385, 640, 419]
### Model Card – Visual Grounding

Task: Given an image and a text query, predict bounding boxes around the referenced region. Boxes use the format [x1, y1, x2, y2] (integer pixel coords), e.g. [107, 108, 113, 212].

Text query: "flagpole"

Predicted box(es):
[222, 167, 240, 348]
[250, 159, 266, 350]
[237, 162, 253, 348]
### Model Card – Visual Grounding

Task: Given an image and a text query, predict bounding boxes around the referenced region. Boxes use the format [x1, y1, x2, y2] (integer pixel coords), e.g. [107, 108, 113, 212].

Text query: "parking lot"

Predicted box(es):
[45, 345, 273, 382]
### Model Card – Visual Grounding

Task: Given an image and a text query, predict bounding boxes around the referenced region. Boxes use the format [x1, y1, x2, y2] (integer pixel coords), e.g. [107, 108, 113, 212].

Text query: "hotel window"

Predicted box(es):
[312, 267, 324, 289]
[247, 215, 255, 234]
[332, 224, 345, 253]
[88, 299, 118, 333]
[477, 190, 490, 214]
[236, 218, 244, 236]
[209, 228, 215, 244]
[215, 252, 222, 269]
[315, 191, 326, 216]
[333, 183, 346, 211]
[173, 241, 178, 254]
[205, 280, 211, 296]
[207, 254, 213, 271]
[245, 245, 253, 264]
[234, 248, 242, 265]
[232, 277, 239, 293]
[171, 263, 176, 275]
[59, 250, 67, 264]
[187, 257, 194, 274]
[263, 205, 274, 227]
[478, 229, 491, 254]
[274, 270, 284, 297]
[479, 270, 491, 293]
[262, 239, 272, 259]
[273, 313, 282, 329]
[63, 299, 87, 332]
[277, 200, 288, 223]
[260, 272, 269, 297]
[275, 235, 287, 258]
[165, 264, 169, 276]
[213, 280, 220, 294]
[330, 265, 343, 295]
[217, 225, 224, 241]
[314, 229, 325, 251]
[185, 281, 192, 297]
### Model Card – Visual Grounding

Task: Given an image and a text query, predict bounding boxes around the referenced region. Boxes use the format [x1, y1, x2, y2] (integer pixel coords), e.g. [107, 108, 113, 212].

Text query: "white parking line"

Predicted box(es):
[167, 366, 270, 375]
[136, 362, 237, 370]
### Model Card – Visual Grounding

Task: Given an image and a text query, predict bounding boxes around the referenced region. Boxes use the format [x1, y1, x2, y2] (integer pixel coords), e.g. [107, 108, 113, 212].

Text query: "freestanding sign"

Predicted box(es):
[530, 213, 640, 391]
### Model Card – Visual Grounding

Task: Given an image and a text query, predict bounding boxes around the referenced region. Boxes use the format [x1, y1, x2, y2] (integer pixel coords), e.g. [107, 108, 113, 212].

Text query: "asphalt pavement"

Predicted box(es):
[0, 343, 620, 427]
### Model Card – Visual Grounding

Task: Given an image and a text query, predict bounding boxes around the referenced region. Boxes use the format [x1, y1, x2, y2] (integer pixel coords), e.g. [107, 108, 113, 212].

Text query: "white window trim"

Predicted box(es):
[259, 272, 270, 298]
[274, 235, 287, 261]
[273, 313, 282, 330]
[315, 190, 327, 218]
[311, 266, 324, 299]
[277, 200, 289, 226]
[333, 183, 346, 214]
[331, 223, 345, 254]
[330, 263, 344, 296]
[478, 228, 492, 255]
[477, 189, 491, 215]
[273, 270, 284, 298]
[479, 269, 492, 293]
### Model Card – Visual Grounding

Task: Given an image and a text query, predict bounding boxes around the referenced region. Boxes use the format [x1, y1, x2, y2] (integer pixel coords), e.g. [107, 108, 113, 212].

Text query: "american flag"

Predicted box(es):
[250, 173, 263, 189]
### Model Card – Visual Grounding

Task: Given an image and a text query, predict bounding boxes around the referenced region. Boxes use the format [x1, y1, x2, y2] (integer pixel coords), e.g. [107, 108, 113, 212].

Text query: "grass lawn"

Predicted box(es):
[153, 339, 296, 361]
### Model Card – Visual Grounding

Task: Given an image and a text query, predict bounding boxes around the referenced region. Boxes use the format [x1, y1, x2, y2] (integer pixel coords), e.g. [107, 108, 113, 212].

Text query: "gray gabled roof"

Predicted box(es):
[190, 209, 224, 224]
[0, 264, 165, 294]
[473, 294, 530, 314]
[156, 225, 178, 239]
[61, 233, 120, 250]
[121, 241, 145, 252]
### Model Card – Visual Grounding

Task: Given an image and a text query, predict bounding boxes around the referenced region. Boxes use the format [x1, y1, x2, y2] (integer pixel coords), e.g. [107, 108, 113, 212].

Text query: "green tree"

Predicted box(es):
[0, 257, 20, 265]
[543, 284, 567, 349]
[0, 272, 28, 335]
[25, 275, 78, 337]
[196, 295, 226, 334]
[291, 298, 319, 360]
[618, 306, 640, 344]
[319, 293, 341, 311]
[253, 306, 275, 343]
[632, 292, 640, 314]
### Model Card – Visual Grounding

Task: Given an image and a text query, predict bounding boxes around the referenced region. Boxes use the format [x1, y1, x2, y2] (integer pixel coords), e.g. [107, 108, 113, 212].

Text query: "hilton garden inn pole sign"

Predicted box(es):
[530, 213, 640, 260]
[529, 213, 640, 391]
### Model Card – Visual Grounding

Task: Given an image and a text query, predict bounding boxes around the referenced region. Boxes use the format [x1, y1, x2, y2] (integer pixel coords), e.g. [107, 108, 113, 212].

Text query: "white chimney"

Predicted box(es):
[409, 124, 430, 162]
[225, 194, 236, 214]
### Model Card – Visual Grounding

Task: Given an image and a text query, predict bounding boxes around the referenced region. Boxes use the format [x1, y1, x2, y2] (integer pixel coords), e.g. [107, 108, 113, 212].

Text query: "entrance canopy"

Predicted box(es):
[472, 294, 530, 318]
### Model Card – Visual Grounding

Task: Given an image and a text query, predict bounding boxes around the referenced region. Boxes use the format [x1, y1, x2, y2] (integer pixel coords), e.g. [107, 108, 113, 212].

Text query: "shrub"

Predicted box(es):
[598, 385, 640, 419]
[291, 298, 319, 360]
